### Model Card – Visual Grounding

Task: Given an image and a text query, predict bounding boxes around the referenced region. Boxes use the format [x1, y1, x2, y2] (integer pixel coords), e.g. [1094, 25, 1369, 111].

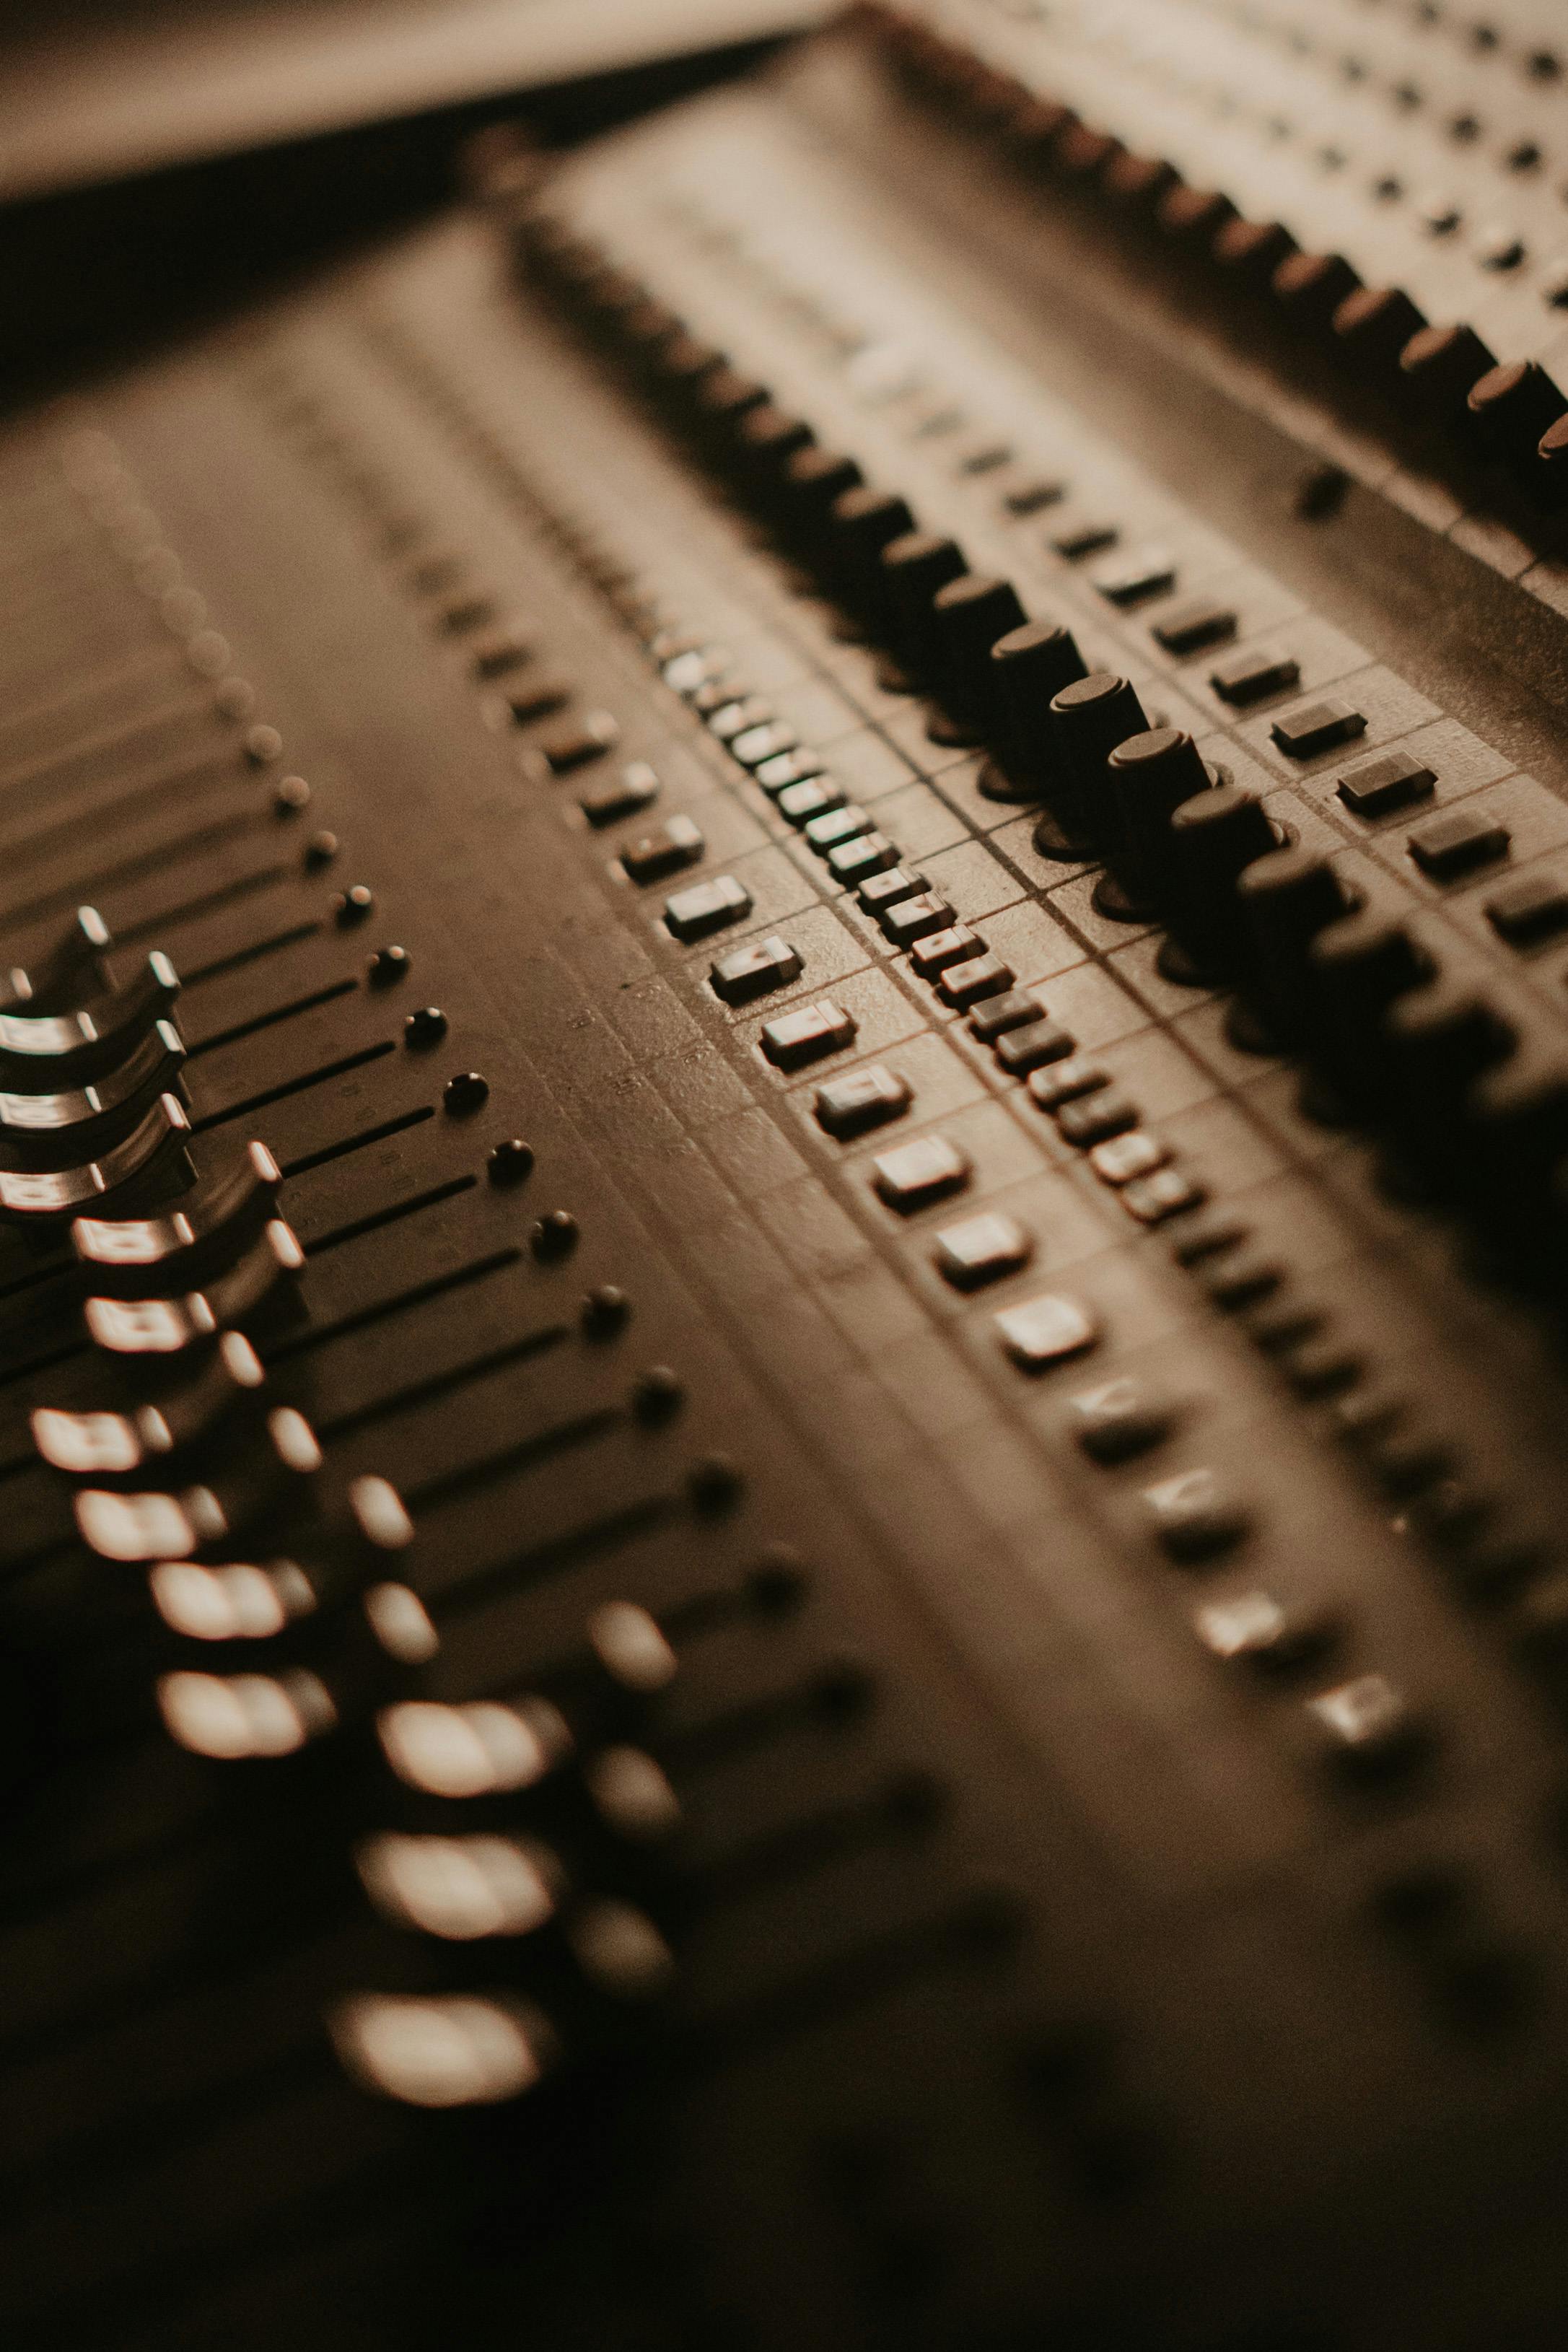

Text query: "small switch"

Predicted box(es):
[1056, 1088, 1139, 1147]
[1090, 1129, 1170, 1186]
[880, 891, 956, 947]
[708, 696, 774, 743]
[1194, 1589, 1335, 1671]
[1025, 1057, 1108, 1111]
[871, 1134, 970, 1211]
[858, 865, 927, 917]
[1270, 699, 1367, 759]
[1409, 806, 1511, 880]
[1209, 647, 1301, 707]
[580, 761, 659, 826]
[1142, 1467, 1251, 1561]
[814, 1065, 911, 1138]
[996, 1015, 1076, 1076]
[761, 1000, 857, 1070]
[910, 924, 985, 978]
[732, 721, 798, 768]
[1069, 1377, 1173, 1463]
[1336, 748, 1435, 819]
[995, 1292, 1100, 1369]
[802, 806, 870, 853]
[1486, 870, 1568, 946]
[828, 834, 898, 885]
[755, 749, 824, 795]
[622, 815, 703, 883]
[933, 1212, 1032, 1289]
[1152, 600, 1236, 656]
[970, 989, 1043, 1043]
[665, 876, 752, 942]
[937, 953, 1015, 1009]
[777, 778, 846, 826]
[711, 935, 802, 1003]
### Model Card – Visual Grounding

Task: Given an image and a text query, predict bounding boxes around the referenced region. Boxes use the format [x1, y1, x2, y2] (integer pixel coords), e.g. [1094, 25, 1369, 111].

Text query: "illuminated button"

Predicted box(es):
[710, 935, 802, 1005]
[813, 1065, 911, 1139]
[933, 1212, 1032, 1290]
[1142, 1468, 1250, 1560]
[761, 1000, 857, 1070]
[664, 875, 752, 943]
[995, 1291, 1099, 1369]
[872, 1134, 970, 1212]
[1069, 1377, 1173, 1463]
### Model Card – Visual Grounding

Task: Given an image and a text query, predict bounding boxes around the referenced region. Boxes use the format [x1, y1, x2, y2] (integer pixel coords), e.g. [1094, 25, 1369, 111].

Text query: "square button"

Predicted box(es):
[970, 989, 1043, 1043]
[937, 953, 1015, 1010]
[732, 721, 798, 767]
[995, 1291, 1100, 1369]
[710, 935, 802, 1005]
[1269, 698, 1367, 759]
[777, 779, 845, 826]
[872, 1134, 971, 1212]
[995, 1015, 1076, 1075]
[623, 815, 703, 884]
[814, 1065, 911, 1139]
[1210, 647, 1301, 707]
[1056, 1088, 1139, 1147]
[1090, 1130, 1170, 1185]
[579, 761, 659, 828]
[881, 891, 956, 947]
[1152, 599, 1236, 656]
[803, 805, 870, 852]
[665, 875, 752, 943]
[933, 1212, 1033, 1290]
[1121, 1168, 1206, 1223]
[859, 865, 927, 916]
[1409, 805, 1512, 880]
[1142, 1467, 1251, 1561]
[1336, 748, 1435, 819]
[910, 923, 984, 978]
[1092, 547, 1177, 606]
[761, 1000, 857, 1070]
[755, 749, 825, 795]
[1069, 1376, 1173, 1463]
[1025, 1056, 1108, 1111]
[1486, 869, 1568, 945]
[828, 834, 898, 885]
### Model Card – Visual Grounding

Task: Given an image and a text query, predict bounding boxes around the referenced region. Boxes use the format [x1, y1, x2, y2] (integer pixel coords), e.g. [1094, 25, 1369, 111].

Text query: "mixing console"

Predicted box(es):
[10, 6, 1568, 2348]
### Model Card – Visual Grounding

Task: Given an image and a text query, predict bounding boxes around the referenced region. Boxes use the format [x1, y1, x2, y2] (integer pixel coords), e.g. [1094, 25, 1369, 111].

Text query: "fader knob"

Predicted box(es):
[1235, 847, 1350, 1040]
[1039, 671, 1147, 848]
[1165, 782, 1278, 976]
[881, 532, 968, 672]
[927, 575, 1027, 738]
[986, 621, 1087, 801]
[1105, 726, 1213, 908]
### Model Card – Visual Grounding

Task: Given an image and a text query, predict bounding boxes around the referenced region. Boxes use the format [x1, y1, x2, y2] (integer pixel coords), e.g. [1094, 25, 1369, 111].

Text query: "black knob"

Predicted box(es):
[1235, 847, 1351, 1039]
[1214, 217, 1297, 289]
[1041, 671, 1147, 847]
[927, 575, 1027, 737]
[987, 621, 1087, 801]
[881, 532, 967, 672]
[735, 404, 814, 490]
[1333, 285, 1427, 378]
[1380, 978, 1515, 1185]
[1468, 359, 1568, 485]
[1105, 727, 1214, 907]
[1462, 1034, 1568, 1208]
[1165, 783, 1278, 975]
[691, 367, 770, 447]
[1274, 250, 1362, 331]
[780, 447, 864, 558]
[1308, 912, 1429, 1101]
[828, 487, 916, 624]
[653, 332, 727, 411]
[1401, 323, 1497, 429]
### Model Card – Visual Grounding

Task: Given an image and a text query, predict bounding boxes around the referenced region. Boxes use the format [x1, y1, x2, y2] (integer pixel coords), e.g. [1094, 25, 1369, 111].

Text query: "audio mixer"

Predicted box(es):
[12, 5, 1568, 2347]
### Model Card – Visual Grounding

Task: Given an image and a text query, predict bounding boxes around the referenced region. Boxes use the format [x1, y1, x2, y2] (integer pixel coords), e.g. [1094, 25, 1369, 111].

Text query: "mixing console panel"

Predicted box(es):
[10, 7, 1568, 2348]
